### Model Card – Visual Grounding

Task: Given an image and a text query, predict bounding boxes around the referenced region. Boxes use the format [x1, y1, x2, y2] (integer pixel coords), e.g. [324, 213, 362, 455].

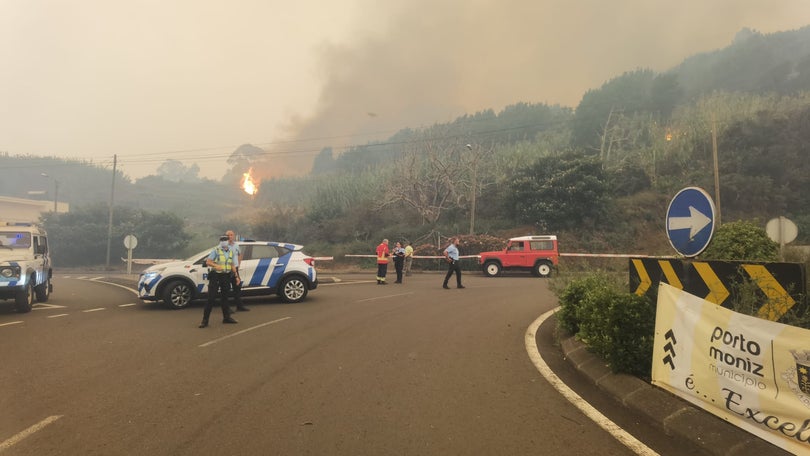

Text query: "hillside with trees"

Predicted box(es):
[3, 25, 810, 266]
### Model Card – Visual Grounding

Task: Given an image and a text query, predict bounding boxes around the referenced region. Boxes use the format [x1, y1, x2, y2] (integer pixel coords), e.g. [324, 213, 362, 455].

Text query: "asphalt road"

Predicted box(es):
[0, 272, 703, 455]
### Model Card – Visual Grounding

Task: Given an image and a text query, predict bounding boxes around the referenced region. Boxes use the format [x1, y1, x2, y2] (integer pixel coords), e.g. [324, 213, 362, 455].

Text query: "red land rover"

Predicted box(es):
[478, 235, 559, 277]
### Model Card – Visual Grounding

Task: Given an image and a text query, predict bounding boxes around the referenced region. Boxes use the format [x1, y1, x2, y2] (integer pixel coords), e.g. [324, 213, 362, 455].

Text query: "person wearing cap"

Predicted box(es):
[199, 235, 239, 328]
[226, 230, 249, 312]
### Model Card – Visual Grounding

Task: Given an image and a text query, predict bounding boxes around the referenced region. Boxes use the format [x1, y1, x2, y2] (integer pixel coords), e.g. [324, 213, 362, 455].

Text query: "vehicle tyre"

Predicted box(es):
[35, 278, 50, 303]
[533, 261, 553, 278]
[279, 275, 308, 303]
[15, 280, 34, 313]
[483, 261, 501, 277]
[162, 280, 193, 309]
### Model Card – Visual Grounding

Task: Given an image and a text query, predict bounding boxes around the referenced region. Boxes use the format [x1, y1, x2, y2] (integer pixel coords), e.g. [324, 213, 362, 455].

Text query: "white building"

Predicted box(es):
[0, 196, 68, 221]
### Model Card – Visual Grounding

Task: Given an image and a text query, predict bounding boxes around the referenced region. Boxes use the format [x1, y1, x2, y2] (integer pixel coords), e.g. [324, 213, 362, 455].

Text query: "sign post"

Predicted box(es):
[766, 216, 798, 260]
[123, 234, 138, 274]
[666, 187, 716, 257]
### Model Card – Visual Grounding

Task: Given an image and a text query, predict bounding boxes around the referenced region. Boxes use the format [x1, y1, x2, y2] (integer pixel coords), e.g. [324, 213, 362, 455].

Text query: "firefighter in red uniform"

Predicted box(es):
[376, 238, 390, 285]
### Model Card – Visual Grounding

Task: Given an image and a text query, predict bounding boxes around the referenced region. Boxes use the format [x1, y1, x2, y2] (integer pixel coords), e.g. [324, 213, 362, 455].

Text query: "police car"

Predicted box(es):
[0, 222, 53, 313]
[138, 241, 318, 309]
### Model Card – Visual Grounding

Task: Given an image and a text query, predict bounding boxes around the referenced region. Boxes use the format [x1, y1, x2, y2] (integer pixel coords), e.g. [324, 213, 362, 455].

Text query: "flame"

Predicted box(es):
[241, 168, 259, 196]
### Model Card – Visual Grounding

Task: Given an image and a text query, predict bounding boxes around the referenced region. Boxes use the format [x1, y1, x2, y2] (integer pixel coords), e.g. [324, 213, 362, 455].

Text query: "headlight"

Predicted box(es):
[141, 268, 165, 281]
[0, 266, 20, 279]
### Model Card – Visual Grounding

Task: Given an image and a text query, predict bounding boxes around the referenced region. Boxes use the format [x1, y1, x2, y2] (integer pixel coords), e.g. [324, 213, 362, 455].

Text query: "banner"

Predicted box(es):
[652, 283, 810, 454]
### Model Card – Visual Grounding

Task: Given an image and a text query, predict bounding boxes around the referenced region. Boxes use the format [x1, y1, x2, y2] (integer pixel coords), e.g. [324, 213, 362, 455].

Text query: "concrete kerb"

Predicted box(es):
[559, 334, 790, 456]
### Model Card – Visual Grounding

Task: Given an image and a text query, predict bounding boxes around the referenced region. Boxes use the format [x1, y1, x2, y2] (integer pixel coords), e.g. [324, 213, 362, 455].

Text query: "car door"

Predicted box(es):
[503, 241, 527, 267]
[191, 250, 213, 294]
[239, 244, 283, 290]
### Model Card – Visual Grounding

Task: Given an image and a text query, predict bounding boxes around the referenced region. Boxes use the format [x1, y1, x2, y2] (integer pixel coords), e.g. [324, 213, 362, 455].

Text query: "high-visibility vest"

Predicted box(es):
[212, 247, 234, 271]
[376, 244, 389, 264]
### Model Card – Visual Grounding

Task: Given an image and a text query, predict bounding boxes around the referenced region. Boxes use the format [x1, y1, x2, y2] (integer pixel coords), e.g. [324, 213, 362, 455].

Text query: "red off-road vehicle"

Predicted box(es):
[478, 235, 558, 277]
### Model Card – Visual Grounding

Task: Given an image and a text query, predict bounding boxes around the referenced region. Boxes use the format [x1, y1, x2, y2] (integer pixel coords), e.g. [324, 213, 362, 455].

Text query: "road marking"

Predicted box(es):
[0, 321, 23, 327]
[320, 280, 376, 286]
[118, 303, 137, 307]
[357, 292, 414, 302]
[526, 308, 658, 456]
[83, 278, 140, 297]
[199, 317, 292, 348]
[0, 415, 63, 451]
[47, 314, 69, 318]
[82, 308, 105, 313]
[33, 303, 67, 310]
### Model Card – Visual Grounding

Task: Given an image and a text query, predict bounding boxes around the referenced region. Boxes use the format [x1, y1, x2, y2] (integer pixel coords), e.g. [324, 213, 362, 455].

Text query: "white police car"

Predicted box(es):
[138, 241, 318, 309]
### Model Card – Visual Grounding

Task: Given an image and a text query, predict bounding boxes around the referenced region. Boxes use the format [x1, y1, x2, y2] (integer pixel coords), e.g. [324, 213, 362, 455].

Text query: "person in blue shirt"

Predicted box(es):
[199, 235, 239, 328]
[442, 237, 465, 289]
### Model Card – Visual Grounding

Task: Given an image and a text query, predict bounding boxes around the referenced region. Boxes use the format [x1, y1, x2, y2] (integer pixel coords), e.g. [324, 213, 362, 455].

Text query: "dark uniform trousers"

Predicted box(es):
[443, 260, 462, 287]
[203, 272, 233, 323]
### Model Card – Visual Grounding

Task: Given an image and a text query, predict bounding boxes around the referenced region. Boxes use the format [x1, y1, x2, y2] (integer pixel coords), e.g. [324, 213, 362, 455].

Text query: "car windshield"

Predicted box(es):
[0, 231, 32, 251]
[186, 247, 216, 263]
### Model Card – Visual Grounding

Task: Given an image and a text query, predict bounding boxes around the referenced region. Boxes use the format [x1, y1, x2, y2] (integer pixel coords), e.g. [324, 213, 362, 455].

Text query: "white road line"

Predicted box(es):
[320, 280, 376, 286]
[33, 303, 67, 310]
[82, 308, 105, 313]
[199, 317, 292, 348]
[357, 292, 414, 302]
[118, 303, 137, 307]
[0, 321, 23, 327]
[47, 314, 69, 319]
[525, 308, 658, 456]
[83, 278, 140, 297]
[0, 415, 63, 452]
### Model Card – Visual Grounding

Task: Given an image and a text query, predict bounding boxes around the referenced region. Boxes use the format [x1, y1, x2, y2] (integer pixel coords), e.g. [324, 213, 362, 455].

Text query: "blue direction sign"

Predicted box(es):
[666, 187, 716, 257]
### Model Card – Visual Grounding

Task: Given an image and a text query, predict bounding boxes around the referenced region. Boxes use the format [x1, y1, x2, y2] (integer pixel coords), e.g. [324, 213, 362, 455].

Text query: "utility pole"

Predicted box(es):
[53, 180, 58, 212]
[105, 154, 117, 269]
[40, 173, 59, 212]
[711, 113, 721, 225]
[466, 144, 477, 235]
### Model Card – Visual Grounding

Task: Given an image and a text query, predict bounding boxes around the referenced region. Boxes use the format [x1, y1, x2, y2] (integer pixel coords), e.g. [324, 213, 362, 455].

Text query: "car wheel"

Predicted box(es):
[533, 261, 552, 278]
[483, 261, 501, 277]
[15, 280, 34, 313]
[279, 276, 308, 303]
[162, 280, 193, 309]
[35, 278, 50, 303]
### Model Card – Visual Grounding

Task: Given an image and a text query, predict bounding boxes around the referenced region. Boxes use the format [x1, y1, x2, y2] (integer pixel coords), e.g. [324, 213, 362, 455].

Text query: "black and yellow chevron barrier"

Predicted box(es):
[629, 258, 806, 322]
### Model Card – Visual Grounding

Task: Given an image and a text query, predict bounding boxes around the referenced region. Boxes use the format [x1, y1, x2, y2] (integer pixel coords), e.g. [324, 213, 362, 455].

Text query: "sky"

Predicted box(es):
[1, 0, 809, 181]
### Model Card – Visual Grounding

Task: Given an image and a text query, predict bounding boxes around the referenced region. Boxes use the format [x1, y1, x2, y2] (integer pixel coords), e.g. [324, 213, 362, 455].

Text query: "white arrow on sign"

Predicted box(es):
[668, 206, 712, 238]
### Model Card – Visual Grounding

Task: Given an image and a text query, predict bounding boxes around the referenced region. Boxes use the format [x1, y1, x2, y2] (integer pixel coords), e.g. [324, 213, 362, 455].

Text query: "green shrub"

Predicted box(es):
[602, 292, 655, 376]
[701, 220, 779, 261]
[555, 272, 655, 377]
[556, 273, 616, 334]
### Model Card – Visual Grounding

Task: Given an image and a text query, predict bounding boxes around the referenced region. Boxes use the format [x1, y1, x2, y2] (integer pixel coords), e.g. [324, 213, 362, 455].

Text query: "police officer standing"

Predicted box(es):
[442, 237, 465, 289]
[226, 230, 249, 312]
[199, 235, 239, 328]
